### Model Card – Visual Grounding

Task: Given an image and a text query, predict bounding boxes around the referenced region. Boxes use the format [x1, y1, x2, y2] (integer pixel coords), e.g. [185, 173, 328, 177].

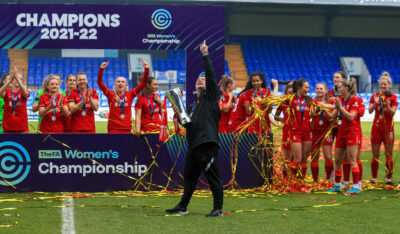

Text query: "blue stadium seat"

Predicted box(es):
[231, 35, 400, 92]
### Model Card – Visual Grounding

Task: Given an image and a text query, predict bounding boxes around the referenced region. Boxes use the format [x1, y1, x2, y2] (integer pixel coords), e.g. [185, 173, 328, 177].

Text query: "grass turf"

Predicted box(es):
[1, 122, 399, 233]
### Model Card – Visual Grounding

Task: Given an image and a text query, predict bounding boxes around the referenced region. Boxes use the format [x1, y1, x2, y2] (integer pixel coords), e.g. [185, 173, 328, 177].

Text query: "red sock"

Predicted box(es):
[311, 161, 319, 182]
[325, 160, 334, 180]
[335, 170, 343, 184]
[351, 167, 360, 185]
[357, 160, 363, 182]
[343, 160, 350, 182]
[289, 162, 298, 176]
[371, 158, 379, 179]
[300, 163, 308, 179]
[386, 158, 394, 180]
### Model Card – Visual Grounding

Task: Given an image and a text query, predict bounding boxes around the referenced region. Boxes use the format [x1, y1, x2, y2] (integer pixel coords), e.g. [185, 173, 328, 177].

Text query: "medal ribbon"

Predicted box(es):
[51, 95, 58, 118]
[78, 90, 86, 111]
[339, 96, 351, 121]
[253, 88, 263, 99]
[120, 93, 125, 116]
[11, 90, 20, 114]
[147, 95, 156, 118]
[320, 110, 324, 122]
[296, 95, 305, 120]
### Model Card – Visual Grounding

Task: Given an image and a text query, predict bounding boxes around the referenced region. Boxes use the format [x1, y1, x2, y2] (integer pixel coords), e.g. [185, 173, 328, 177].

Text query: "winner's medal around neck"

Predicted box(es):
[120, 93, 126, 119]
[51, 116, 56, 121]
[79, 89, 87, 117]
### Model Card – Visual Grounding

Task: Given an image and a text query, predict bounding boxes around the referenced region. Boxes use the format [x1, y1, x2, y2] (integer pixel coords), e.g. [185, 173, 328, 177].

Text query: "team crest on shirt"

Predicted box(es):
[354, 102, 358, 107]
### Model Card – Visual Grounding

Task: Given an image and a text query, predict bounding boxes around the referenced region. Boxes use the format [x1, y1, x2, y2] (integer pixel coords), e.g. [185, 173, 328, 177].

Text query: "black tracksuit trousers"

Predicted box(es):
[178, 142, 223, 210]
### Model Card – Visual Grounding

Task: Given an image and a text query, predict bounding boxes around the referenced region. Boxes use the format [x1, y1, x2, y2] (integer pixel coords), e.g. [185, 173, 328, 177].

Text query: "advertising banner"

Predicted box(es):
[0, 134, 270, 192]
[0, 4, 225, 104]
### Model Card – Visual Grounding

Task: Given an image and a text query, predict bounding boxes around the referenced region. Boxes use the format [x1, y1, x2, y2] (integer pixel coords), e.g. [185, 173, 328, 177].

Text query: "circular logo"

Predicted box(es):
[151, 9, 172, 30]
[0, 141, 30, 186]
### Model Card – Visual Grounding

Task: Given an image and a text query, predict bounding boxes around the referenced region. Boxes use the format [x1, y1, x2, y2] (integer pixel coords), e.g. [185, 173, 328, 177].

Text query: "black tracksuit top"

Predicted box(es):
[185, 54, 221, 149]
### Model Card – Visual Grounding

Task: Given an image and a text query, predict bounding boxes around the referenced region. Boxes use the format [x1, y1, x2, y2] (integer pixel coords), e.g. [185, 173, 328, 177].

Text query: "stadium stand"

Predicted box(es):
[3, 34, 400, 113]
[229, 36, 400, 93]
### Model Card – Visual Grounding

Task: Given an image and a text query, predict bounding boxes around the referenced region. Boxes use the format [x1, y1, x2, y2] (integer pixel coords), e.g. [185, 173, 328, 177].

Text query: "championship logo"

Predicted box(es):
[0, 141, 31, 186]
[151, 9, 172, 30]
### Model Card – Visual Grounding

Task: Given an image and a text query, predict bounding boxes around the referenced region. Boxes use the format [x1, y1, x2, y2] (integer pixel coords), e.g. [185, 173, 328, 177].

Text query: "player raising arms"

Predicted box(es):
[0, 74, 10, 133]
[368, 72, 398, 185]
[327, 78, 361, 194]
[0, 68, 30, 133]
[38, 77, 69, 133]
[98, 60, 149, 133]
[68, 72, 99, 133]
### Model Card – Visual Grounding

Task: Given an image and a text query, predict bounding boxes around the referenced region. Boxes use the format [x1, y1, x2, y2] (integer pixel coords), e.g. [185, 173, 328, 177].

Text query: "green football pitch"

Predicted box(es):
[1, 122, 399, 233]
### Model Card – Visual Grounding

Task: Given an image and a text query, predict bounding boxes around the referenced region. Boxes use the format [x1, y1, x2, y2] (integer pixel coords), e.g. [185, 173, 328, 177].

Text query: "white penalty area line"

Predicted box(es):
[61, 193, 76, 234]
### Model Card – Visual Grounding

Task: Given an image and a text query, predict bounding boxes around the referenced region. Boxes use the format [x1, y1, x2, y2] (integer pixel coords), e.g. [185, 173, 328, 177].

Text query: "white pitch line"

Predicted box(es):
[61, 194, 76, 234]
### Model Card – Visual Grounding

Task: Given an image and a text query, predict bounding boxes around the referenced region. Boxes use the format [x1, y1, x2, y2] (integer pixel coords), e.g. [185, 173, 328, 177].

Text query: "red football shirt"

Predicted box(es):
[228, 92, 247, 132]
[328, 88, 340, 98]
[39, 93, 68, 133]
[3, 89, 29, 132]
[68, 88, 99, 132]
[369, 93, 398, 131]
[276, 99, 290, 127]
[98, 67, 149, 131]
[245, 88, 272, 133]
[312, 98, 335, 131]
[355, 96, 365, 137]
[289, 95, 311, 131]
[135, 93, 162, 133]
[337, 96, 359, 133]
[218, 92, 233, 133]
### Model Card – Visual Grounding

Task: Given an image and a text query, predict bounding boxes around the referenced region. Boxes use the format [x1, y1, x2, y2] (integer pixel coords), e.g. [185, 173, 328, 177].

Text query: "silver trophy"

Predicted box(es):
[166, 88, 191, 125]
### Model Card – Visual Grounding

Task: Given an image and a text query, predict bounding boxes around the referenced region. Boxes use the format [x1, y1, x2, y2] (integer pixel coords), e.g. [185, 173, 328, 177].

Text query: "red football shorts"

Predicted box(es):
[335, 131, 360, 148]
[290, 129, 312, 143]
[371, 128, 394, 145]
[312, 129, 333, 148]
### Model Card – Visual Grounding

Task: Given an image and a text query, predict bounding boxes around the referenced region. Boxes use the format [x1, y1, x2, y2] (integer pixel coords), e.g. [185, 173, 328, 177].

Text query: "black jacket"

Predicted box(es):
[185, 54, 221, 149]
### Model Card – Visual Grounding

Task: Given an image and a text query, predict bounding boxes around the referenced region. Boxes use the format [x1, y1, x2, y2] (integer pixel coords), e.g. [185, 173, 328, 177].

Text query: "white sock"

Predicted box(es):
[387, 179, 392, 182]
[334, 182, 341, 187]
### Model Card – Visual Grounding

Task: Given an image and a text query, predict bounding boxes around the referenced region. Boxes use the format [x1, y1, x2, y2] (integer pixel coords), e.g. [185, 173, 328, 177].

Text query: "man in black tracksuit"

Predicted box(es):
[166, 40, 223, 217]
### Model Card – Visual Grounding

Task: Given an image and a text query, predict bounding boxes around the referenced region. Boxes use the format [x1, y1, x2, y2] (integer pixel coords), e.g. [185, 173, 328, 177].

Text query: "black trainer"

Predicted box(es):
[205, 209, 223, 217]
[386, 181, 394, 186]
[165, 205, 189, 215]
